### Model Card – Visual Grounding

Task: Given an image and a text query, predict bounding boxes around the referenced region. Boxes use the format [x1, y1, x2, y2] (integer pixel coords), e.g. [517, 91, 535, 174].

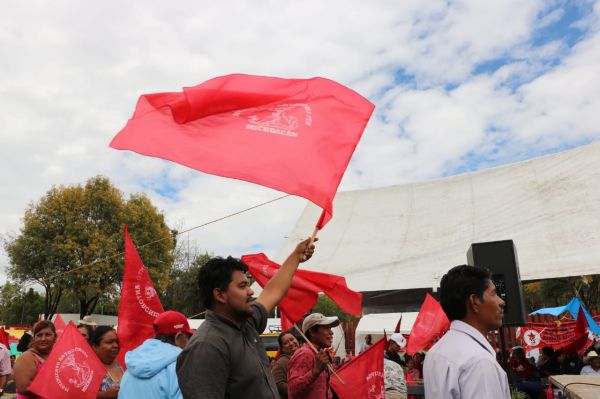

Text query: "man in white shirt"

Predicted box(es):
[580, 351, 600, 375]
[423, 265, 510, 399]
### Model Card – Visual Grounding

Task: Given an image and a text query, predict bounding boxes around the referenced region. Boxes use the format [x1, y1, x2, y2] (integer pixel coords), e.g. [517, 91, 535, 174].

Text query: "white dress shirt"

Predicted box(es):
[423, 320, 510, 399]
[580, 365, 600, 375]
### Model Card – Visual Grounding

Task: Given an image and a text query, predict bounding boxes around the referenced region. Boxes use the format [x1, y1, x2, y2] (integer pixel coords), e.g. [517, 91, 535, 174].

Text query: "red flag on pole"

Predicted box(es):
[54, 314, 67, 337]
[28, 322, 105, 399]
[406, 294, 450, 355]
[331, 335, 386, 399]
[243, 253, 362, 328]
[110, 74, 374, 229]
[117, 225, 164, 367]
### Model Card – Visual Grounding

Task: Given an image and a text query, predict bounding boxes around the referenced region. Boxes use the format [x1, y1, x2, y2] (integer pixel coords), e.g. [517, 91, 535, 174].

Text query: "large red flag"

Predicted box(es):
[117, 225, 164, 367]
[331, 335, 386, 399]
[110, 74, 375, 229]
[243, 253, 362, 328]
[28, 322, 105, 399]
[406, 294, 450, 355]
[53, 314, 67, 337]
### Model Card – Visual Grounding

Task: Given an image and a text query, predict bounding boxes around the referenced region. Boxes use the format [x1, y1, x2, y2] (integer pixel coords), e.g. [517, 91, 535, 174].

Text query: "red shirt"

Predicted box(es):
[287, 344, 332, 399]
[509, 357, 533, 380]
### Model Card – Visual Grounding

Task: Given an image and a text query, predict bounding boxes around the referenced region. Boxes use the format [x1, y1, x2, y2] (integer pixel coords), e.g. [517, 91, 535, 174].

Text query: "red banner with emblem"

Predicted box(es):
[29, 322, 105, 399]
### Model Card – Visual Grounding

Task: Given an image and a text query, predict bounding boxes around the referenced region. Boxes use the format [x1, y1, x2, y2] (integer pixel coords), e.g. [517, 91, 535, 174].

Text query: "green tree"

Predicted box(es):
[312, 295, 359, 323]
[4, 176, 175, 319]
[523, 274, 600, 313]
[0, 282, 44, 325]
[161, 252, 212, 317]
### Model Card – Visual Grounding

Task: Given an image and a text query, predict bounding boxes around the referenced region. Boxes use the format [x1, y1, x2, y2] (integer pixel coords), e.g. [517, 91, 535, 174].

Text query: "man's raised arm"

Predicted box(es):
[257, 237, 316, 314]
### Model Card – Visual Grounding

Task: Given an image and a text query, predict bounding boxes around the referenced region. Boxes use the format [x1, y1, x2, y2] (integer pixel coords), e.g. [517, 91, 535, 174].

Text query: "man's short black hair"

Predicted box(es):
[198, 256, 248, 310]
[439, 264, 491, 321]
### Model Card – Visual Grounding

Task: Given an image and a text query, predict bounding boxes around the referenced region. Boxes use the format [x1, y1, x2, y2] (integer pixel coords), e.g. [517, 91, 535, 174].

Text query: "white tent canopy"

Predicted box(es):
[276, 141, 600, 292]
[354, 312, 418, 353]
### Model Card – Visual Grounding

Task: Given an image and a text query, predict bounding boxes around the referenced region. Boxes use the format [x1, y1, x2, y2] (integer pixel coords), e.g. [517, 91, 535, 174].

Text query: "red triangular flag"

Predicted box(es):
[28, 322, 105, 399]
[394, 314, 402, 334]
[406, 294, 450, 355]
[331, 335, 386, 398]
[0, 328, 9, 350]
[110, 74, 375, 229]
[563, 307, 590, 356]
[117, 225, 164, 367]
[54, 315, 66, 337]
[243, 253, 362, 327]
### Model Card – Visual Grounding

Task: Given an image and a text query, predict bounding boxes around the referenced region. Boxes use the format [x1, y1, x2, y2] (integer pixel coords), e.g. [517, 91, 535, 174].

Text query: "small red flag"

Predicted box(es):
[406, 294, 450, 355]
[243, 253, 362, 327]
[117, 225, 164, 367]
[0, 328, 9, 350]
[331, 335, 386, 399]
[110, 74, 374, 229]
[54, 314, 67, 337]
[28, 322, 105, 399]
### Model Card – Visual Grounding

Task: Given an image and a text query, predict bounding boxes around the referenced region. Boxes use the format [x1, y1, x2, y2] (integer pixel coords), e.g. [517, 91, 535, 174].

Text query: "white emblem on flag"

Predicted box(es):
[233, 103, 312, 138]
[524, 329, 541, 346]
[54, 348, 94, 392]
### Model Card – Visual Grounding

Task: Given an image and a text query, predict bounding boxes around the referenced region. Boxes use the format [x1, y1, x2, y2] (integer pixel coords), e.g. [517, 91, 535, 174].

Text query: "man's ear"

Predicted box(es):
[213, 288, 227, 305]
[468, 294, 481, 313]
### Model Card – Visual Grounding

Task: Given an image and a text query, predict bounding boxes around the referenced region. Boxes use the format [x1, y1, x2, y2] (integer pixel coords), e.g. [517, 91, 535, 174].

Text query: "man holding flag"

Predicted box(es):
[176, 238, 316, 399]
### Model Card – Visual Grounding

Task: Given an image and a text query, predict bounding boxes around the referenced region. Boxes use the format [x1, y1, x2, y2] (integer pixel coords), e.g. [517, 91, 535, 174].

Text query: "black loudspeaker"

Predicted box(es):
[467, 240, 527, 326]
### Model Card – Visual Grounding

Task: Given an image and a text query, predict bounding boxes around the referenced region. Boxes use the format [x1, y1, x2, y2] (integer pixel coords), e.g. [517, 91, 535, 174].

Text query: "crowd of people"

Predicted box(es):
[1, 239, 599, 399]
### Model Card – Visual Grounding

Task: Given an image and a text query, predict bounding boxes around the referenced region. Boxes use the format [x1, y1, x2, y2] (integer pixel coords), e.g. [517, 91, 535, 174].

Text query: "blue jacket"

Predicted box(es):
[118, 338, 183, 399]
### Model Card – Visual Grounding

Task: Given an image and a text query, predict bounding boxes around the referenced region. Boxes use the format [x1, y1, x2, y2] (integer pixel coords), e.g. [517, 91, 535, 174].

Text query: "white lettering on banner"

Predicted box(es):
[134, 268, 160, 318]
[233, 103, 312, 139]
[366, 370, 385, 399]
[54, 348, 94, 393]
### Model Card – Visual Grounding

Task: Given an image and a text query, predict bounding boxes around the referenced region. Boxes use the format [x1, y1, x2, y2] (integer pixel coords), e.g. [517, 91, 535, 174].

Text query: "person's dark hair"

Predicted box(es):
[90, 326, 115, 347]
[17, 331, 32, 352]
[33, 320, 56, 336]
[198, 256, 248, 309]
[439, 265, 491, 321]
[155, 333, 176, 345]
[553, 349, 564, 359]
[77, 324, 94, 341]
[542, 346, 554, 358]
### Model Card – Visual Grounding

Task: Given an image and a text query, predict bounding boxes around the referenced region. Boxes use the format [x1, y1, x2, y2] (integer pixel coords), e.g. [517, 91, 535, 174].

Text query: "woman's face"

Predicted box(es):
[93, 330, 120, 364]
[281, 333, 299, 356]
[78, 326, 90, 341]
[33, 327, 56, 354]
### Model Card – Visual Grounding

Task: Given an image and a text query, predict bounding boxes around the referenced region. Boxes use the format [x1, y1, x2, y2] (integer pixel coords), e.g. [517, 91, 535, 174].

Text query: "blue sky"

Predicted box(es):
[1, 0, 600, 280]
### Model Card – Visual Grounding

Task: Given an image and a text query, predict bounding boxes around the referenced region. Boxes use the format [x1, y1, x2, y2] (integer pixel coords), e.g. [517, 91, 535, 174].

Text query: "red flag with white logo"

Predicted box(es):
[243, 253, 362, 327]
[28, 322, 105, 399]
[331, 335, 386, 399]
[117, 225, 164, 367]
[406, 294, 450, 355]
[54, 314, 66, 337]
[110, 74, 374, 229]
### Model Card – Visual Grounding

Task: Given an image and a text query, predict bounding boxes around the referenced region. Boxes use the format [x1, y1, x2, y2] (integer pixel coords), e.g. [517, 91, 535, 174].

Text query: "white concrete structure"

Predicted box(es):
[277, 141, 600, 292]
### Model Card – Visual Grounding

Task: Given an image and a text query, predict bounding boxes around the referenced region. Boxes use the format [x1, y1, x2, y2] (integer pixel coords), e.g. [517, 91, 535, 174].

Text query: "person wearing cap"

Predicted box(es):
[118, 311, 194, 399]
[78, 315, 98, 329]
[423, 265, 509, 399]
[176, 238, 316, 399]
[385, 333, 407, 366]
[287, 313, 340, 399]
[580, 351, 600, 375]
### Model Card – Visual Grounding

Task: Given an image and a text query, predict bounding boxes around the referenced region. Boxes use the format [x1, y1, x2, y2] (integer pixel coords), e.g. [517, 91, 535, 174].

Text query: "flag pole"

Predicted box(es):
[293, 324, 345, 385]
[302, 227, 320, 262]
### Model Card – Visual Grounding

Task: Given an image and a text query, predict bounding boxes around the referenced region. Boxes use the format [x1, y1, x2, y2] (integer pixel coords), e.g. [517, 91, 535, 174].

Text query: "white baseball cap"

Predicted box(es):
[302, 313, 340, 333]
[390, 333, 407, 348]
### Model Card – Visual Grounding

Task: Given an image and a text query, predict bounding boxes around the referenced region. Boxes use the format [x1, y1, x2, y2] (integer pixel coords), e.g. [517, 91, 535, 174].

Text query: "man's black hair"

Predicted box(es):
[197, 256, 248, 310]
[439, 264, 492, 321]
